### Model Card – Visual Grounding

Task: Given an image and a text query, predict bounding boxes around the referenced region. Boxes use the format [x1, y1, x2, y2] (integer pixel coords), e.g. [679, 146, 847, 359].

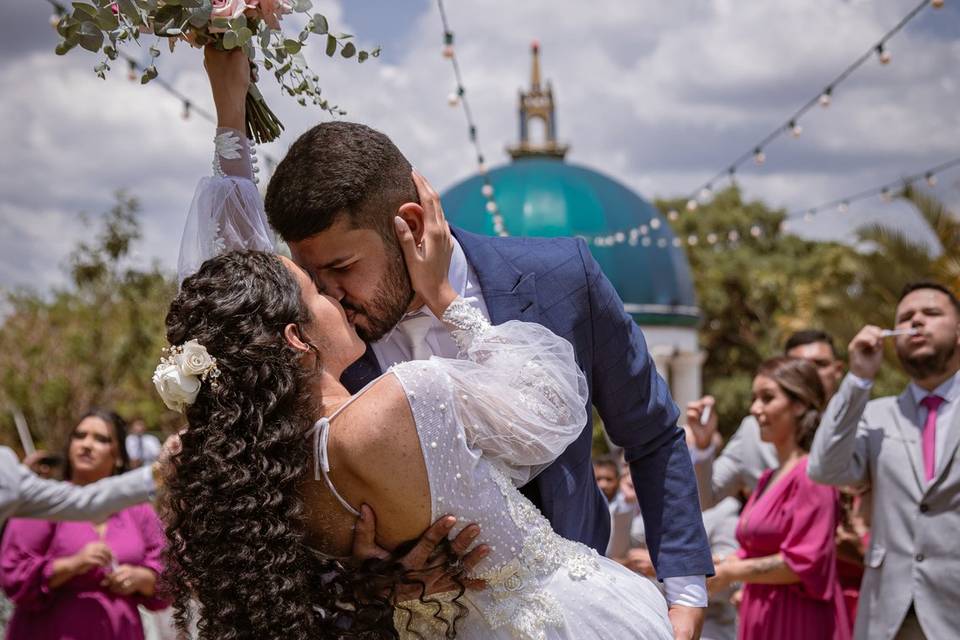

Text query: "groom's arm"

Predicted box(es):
[577, 242, 712, 613]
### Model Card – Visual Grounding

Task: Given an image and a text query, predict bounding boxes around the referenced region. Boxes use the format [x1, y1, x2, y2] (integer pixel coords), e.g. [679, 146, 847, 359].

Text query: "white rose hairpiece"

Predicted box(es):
[152, 340, 221, 412]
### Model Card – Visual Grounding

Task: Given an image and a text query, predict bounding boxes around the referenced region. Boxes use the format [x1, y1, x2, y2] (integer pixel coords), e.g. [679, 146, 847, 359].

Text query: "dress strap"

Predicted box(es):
[310, 417, 361, 517]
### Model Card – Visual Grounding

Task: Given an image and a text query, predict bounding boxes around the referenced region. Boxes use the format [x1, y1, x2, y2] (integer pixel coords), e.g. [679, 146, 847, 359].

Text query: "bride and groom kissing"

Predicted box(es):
[160, 47, 713, 639]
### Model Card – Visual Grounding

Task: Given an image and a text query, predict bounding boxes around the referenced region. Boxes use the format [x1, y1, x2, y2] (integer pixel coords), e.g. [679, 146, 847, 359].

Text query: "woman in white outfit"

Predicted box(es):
[159, 48, 672, 640]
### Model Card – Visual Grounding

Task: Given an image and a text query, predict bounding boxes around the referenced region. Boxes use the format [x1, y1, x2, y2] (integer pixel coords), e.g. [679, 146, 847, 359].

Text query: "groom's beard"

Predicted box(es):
[343, 248, 413, 343]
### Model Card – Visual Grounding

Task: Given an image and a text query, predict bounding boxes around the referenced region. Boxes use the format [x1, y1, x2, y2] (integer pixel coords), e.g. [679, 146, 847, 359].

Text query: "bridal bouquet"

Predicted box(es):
[53, 0, 379, 143]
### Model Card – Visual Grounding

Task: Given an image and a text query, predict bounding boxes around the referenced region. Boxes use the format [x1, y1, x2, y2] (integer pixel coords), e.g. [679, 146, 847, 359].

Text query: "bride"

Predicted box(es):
[160, 48, 673, 640]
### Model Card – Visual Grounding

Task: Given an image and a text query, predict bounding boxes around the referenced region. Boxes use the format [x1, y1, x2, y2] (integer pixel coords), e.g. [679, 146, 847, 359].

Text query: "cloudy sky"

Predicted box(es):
[1, 0, 958, 293]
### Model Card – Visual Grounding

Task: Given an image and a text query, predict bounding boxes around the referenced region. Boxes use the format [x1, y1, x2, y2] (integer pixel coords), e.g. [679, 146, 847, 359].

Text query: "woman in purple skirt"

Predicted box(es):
[1, 410, 168, 640]
[707, 357, 850, 640]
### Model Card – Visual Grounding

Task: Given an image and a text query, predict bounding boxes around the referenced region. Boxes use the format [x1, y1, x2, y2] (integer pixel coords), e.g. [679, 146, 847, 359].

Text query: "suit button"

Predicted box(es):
[915, 553, 925, 562]
[920, 503, 929, 513]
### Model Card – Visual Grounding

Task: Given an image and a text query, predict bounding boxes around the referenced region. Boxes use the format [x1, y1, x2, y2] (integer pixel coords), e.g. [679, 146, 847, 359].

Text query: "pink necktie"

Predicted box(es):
[920, 395, 945, 482]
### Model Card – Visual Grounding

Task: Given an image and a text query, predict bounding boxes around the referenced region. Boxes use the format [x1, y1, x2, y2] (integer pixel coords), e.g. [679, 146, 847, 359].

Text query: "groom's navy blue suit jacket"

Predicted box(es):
[342, 227, 712, 579]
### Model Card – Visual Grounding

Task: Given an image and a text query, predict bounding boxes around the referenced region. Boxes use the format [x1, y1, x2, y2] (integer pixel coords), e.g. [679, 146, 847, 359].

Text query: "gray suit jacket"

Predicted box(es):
[0, 447, 155, 528]
[694, 415, 778, 509]
[808, 374, 960, 640]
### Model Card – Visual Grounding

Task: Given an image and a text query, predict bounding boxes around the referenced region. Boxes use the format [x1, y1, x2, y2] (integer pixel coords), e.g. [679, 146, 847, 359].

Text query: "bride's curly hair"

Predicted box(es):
[160, 250, 462, 639]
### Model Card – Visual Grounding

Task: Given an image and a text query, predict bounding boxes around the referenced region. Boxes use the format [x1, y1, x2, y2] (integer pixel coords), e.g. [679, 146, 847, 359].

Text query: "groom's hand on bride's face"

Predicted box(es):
[352, 505, 488, 597]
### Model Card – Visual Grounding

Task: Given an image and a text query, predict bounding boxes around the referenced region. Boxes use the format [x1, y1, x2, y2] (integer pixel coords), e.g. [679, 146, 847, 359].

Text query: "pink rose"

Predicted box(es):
[209, 0, 249, 32]
[256, 0, 293, 30]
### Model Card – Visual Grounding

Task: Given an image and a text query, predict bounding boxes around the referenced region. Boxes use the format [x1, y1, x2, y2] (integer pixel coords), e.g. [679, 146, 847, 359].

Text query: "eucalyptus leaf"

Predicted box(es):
[298, 29, 308, 42]
[237, 27, 253, 45]
[284, 39, 301, 54]
[334, 32, 352, 39]
[325, 34, 336, 57]
[72, 3, 99, 18]
[340, 42, 355, 58]
[211, 17, 230, 30]
[55, 40, 78, 55]
[293, 0, 312, 12]
[223, 29, 239, 49]
[76, 21, 105, 52]
[371, 47, 381, 57]
[259, 28, 271, 49]
[311, 14, 328, 34]
[104, 44, 118, 59]
[180, 0, 202, 8]
[94, 8, 119, 30]
[148, 45, 160, 57]
[187, 7, 211, 28]
[116, 0, 144, 25]
[140, 64, 158, 84]
[358, 50, 368, 63]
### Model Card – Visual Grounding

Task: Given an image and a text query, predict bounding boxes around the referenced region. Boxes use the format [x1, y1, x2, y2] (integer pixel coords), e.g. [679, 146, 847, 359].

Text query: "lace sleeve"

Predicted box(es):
[437, 297, 589, 486]
[177, 128, 274, 285]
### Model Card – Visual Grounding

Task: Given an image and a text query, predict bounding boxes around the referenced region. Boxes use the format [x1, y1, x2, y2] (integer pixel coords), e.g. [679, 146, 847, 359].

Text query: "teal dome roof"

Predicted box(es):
[442, 156, 700, 327]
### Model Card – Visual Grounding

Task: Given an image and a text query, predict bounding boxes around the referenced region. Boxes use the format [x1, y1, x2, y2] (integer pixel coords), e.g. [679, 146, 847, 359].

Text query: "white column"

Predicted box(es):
[650, 345, 675, 388]
[669, 350, 705, 411]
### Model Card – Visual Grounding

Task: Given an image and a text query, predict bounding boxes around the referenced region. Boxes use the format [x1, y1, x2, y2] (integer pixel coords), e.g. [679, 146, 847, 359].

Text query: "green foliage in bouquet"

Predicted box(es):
[52, 0, 381, 143]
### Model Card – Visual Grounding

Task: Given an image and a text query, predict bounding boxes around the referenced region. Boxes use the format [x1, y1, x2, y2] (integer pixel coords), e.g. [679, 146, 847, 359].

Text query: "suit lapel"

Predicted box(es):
[454, 227, 539, 325]
[340, 343, 383, 394]
[891, 391, 926, 493]
[928, 399, 960, 492]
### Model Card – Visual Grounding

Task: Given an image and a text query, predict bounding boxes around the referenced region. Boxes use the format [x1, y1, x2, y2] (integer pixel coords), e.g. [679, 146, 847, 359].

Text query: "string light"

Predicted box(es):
[436, 0, 507, 235]
[818, 88, 832, 107]
[931, 0, 944, 8]
[181, 101, 191, 120]
[876, 43, 892, 65]
[753, 148, 766, 165]
[789, 120, 803, 138]
[925, 172, 937, 186]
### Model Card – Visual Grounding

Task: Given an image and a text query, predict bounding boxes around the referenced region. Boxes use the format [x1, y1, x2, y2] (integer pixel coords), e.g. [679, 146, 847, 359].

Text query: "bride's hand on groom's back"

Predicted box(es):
[394, 171, 458, 319]
[351, 504, 488, 599]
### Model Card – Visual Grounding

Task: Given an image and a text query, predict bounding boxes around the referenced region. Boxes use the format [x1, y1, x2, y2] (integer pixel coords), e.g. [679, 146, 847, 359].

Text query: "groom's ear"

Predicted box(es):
[396, 202, 426, 245]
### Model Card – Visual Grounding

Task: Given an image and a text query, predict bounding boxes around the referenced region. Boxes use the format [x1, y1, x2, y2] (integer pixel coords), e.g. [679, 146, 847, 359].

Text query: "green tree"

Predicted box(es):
[0, 193, 177, 452]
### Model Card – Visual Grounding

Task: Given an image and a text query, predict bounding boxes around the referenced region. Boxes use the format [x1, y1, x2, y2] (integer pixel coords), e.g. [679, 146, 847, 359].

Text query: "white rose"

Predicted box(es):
[177, 340, 216, 376]
[153, 363, 201, 412]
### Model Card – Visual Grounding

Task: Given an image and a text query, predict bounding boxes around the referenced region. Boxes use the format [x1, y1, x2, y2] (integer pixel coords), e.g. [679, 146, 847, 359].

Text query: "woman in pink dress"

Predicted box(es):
[1, 409, 168, 640]
[707, 357, 849, 640]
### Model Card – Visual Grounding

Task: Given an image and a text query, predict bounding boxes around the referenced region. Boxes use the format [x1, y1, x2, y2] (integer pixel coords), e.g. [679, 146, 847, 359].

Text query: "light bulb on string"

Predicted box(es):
[932, 0, 944, 9]
[925, 172, 937, 187]
[687, 235, 699, 246]
[753, 148, 766, 166]
[182, 101, 191, 120]
[485, 200, 498, 213]
[880, 187, 893, 202]
[819, 87, 832, 107]
[728, 230, 740, 243]
[789, 120, 803, 138]
[685, 199, 698, 212]
[650, 218, 662, 230]
[477, 156, 487, 175]
[699, 185, 713, 201]
[447, 92, 460, 107]
[49, 13, 62, 28]
[639, 224, 649, 236]
[667, 209, 679, 222]
[876, 44, 891, 65]
[657, 238, 668, 248]
[838, 201, 849, 214]
[481, 183, 494, 198]
[615, 232, 626, 244]
[804, 210, 815, 222]
[128, 60, 137, 82]
[750, 225, 762, 238]
[672, 237, 682, 248]
[706, 233, 718, 245]
[641, 237, 652, 247]
[442, 31, 454, 58]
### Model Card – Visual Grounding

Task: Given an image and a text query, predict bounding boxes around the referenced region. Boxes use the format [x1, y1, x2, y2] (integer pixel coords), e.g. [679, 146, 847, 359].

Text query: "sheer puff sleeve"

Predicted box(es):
[177, 128, 274, 285]
[437, 297, 589, 486]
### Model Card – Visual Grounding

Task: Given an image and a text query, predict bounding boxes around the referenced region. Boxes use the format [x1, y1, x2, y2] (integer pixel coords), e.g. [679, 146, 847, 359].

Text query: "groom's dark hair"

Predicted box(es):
[264, 121, 418, 243]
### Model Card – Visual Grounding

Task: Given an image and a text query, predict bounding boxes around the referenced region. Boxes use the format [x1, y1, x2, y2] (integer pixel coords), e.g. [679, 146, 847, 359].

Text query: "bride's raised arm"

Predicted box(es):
[177, 48, 273, 285]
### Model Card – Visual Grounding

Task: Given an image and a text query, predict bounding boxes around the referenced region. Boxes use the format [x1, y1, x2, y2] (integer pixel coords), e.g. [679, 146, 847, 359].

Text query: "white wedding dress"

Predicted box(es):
[178, 129, 673, 640]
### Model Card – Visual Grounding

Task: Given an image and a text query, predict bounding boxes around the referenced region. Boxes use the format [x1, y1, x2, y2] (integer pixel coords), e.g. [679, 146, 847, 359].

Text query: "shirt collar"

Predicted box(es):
[909, 369, 960, 406]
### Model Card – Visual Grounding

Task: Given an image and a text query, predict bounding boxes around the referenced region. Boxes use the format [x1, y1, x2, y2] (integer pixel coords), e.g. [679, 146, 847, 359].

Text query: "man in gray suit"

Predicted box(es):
[690, 330, 846, 507]
[808, 281, 960, 640]
[0, 445, 157, 527]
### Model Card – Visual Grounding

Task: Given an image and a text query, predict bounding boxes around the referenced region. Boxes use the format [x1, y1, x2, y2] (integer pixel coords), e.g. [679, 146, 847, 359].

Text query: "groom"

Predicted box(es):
[260, 126, 712, 636]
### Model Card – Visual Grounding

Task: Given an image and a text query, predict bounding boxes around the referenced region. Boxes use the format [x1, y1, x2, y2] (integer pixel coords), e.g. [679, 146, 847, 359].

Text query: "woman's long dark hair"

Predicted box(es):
[756, 356, 827, 451]
[62, 408, 130, 481]
[160, 250, 441, 639]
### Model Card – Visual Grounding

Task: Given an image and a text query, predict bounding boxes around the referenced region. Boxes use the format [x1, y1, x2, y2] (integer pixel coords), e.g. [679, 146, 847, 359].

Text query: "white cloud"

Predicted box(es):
[1, 0, 957, 292]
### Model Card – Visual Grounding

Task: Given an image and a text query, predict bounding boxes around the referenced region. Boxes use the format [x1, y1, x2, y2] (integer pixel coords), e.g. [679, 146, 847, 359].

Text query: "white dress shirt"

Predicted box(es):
[372, 238, 706, 607]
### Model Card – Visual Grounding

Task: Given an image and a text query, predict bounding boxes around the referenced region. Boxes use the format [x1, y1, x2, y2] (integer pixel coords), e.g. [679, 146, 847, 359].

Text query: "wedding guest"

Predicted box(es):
[125, 419, 162, 468]
[1, 409, 168, 640]
[808, 282, 960, 640]
[593, 455, 621, 503]
[708, 357, 848, 640]
[689, 329, 845, 508]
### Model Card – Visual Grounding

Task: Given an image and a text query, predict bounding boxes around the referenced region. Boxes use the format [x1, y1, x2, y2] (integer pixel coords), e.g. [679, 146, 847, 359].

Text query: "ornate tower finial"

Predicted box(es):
[508, 41, 569, 160]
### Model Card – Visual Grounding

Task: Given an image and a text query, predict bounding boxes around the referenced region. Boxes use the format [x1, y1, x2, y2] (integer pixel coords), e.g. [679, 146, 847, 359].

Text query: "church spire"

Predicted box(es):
[508, 41, 569, 160]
